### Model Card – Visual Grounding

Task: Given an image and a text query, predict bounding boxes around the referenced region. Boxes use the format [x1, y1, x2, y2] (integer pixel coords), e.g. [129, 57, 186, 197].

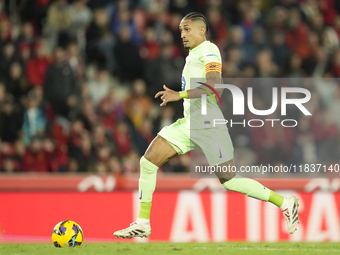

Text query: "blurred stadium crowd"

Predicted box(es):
[0, 0, 340, 174]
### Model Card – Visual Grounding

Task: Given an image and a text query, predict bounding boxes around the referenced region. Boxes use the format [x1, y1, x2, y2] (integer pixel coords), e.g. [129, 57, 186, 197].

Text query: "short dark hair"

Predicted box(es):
[183, 12, 210, 39]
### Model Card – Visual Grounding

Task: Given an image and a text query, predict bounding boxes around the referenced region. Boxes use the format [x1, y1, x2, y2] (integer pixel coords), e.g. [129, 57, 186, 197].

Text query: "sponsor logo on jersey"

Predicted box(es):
[206, 54, 219, 58]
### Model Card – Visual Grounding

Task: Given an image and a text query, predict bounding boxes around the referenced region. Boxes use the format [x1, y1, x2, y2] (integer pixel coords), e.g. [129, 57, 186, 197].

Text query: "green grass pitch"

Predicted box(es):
[1, 243, 340, 255]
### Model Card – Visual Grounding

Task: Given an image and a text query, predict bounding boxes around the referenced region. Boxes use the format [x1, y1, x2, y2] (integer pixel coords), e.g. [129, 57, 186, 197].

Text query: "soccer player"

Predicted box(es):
[114, 12, 299, 238]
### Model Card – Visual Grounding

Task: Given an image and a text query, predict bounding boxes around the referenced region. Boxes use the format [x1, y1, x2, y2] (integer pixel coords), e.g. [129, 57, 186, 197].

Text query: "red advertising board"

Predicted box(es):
[0, 191, 339, 242]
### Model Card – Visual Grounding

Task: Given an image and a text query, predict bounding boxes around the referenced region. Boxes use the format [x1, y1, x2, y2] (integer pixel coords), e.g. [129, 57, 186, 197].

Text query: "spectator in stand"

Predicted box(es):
[238, 2, 261, 44]
[86, 8, 115, 72]
[270, 31, 291, 72]
[92, 122, 115, 149]
[108, 155, 123, 174]
[0, 42, 17, 79]
[168, 13, 182, 48]
[145, 44, 182, 96]
[77, 98, 97, 131]
[18, 0, 51, 35]
[96, 144, 112, 166]
[140, 27, 160, 61]
[113, 26, 144, 82]
[1, 156, 17, 173]
[255, 48, 278, 77]
[266, 6, 288, 34]
[96, 96, 117, 130]
[319, 0, 337, 26]
[206, 7, 228, 48]
[0, 2, 12, 46]
[224, 26, 245, 56]
[45, 0, 72, 50]
[88, 67, 111, 106]
[68, 131, 96, 172]
[123, 79, 152, 131]
[66, 41, 86, 83]
[0, 95, 23, 143]
[44, 46, 77, 118]
[286, 53, 305, 77]
[122, 149, 139, 173]
[223, 45, 243, 75]
[159, 29, 181, 57]
[7, 62, 30, 102]
[22, 136, 53, 172]
[13, 139, 26, 171]
[15, 21, 36, 48]
[111, 8, 140, 45]
[26, 40, 49, 88]
[113, 121, 131, 157]
[18, 42, 31, 71]
[96, 90, 125, 130]
[50, 123, 68, 171]
[152, 105, 175, 136]
[134, 118, 154, 156]
[286, 8, 310, 59]
[68, 0, 92, 52]
[22, 90, 47, 145]
[243, 27, 267, 65]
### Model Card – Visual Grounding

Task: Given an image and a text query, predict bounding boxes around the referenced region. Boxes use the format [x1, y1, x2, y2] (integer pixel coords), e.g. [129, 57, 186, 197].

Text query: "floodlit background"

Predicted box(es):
[0, 0, 340, 243]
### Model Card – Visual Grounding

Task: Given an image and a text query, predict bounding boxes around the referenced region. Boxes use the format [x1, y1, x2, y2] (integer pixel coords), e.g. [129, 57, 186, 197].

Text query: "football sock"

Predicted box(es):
[268, 190, 285, 208]
[138, 202, 152, 221]
[279, 197, 289, 210]
[138, 156, 158, 220]
[222, 175, 270, 201]
[136, 217, 150, 225]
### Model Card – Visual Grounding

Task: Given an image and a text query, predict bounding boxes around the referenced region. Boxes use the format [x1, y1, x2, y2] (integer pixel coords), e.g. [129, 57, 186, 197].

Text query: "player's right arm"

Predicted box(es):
[155, 69, 223, 106]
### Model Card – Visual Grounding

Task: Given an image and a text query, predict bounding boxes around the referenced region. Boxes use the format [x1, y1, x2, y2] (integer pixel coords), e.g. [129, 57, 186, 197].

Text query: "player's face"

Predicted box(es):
[179, 19, 205, 50]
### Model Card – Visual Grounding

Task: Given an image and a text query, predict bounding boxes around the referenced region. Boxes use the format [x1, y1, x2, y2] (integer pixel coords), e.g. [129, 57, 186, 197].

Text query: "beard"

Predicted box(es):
[184, 45, 190, 49]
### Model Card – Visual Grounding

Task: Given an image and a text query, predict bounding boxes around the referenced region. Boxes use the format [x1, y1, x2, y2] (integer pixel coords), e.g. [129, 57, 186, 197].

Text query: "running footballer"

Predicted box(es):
[114, 12, 300, 238]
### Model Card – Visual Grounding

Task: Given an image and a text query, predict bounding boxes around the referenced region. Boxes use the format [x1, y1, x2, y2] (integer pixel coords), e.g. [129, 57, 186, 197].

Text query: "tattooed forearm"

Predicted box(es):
[187, 71, 223, 99]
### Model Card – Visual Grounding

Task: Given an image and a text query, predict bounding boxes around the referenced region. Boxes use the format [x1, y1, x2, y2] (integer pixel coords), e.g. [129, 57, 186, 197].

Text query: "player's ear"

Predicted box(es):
[200, 26, 206, 37]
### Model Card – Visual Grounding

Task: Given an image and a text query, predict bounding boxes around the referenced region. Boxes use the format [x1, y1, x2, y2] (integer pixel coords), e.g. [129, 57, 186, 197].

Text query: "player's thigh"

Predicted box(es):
[192, 127, 234, 166]
[144, 135, 178, 167]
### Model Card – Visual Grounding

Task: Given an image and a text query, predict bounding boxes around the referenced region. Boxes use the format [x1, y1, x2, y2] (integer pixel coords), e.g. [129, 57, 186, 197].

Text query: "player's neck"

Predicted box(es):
[190, 39, 207, 51]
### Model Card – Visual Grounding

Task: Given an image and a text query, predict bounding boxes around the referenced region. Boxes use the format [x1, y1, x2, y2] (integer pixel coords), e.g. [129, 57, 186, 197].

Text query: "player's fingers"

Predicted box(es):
[155, 91, 163, 98]
[163, 85, 169, 91]
[160, 98, 167, 106]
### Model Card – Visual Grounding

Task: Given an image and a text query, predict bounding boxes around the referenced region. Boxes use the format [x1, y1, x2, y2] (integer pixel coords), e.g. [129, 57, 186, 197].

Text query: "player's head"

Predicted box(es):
[180, 12, 209, 50]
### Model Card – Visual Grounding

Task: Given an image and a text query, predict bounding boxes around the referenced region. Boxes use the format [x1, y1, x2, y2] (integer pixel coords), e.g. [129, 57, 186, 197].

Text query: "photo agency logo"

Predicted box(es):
[200, 83, 312, 127]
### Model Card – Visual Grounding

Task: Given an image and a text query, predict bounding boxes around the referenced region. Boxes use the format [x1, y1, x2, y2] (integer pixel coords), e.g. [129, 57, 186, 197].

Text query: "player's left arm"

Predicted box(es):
[187, 70, 223, 99]
[155, 70, 223, 106]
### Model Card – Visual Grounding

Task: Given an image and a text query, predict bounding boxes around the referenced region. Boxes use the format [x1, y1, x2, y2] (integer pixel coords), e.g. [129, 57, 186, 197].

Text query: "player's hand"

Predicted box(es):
[155, 85, 181, 106]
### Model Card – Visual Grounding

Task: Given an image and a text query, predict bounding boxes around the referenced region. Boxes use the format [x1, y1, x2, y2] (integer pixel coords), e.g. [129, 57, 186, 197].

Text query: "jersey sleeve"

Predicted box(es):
[199, 42, 222, 73]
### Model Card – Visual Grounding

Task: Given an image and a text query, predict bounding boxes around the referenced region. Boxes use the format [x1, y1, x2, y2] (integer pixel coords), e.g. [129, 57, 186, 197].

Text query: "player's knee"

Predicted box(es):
[140, 156, 158, 173]
[216, 171, 236, 184]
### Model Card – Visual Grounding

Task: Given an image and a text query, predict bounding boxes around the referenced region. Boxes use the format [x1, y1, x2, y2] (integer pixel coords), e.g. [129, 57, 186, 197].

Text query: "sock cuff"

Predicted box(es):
[140, 156, 158, 173]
